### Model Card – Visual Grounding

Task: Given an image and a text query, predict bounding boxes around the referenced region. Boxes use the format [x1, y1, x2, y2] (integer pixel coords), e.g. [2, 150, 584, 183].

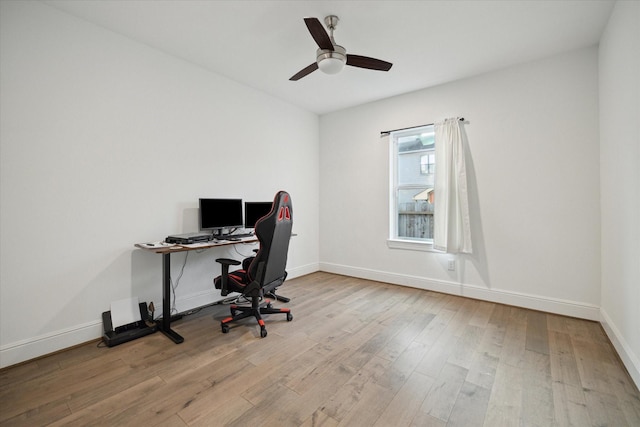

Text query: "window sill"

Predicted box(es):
[386, 239, 442, 253]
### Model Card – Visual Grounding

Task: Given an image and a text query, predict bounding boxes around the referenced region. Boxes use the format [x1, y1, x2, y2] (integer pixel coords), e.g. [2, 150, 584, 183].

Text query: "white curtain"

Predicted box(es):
[433, 118, 472, 253]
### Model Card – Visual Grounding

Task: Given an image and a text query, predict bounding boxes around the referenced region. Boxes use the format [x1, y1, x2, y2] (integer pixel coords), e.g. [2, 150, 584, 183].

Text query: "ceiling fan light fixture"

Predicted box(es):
[290, 16, 392, 81]
[318, 56, 345, 74]
[316, 46, 346, 74]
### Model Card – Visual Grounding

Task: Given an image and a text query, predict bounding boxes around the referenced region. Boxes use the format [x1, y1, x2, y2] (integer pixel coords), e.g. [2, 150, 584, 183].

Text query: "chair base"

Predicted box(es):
[220, 298, 292, 338]
[265, 290, 290, 303]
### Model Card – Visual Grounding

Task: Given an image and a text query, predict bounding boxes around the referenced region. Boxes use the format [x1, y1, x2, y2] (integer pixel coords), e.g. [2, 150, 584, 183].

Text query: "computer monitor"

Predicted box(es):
[199, 198, 243, 235]
[244, 201, 273, 229]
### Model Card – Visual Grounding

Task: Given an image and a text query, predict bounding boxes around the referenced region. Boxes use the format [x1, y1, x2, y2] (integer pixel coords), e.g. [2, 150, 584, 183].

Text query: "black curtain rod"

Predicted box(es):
[380, 117, 465, 136]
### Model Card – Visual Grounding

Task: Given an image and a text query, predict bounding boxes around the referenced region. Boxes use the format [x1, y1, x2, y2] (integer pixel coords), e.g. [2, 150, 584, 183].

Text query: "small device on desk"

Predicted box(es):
[219, 232, 254, 240]
[165, 232, 212, 244]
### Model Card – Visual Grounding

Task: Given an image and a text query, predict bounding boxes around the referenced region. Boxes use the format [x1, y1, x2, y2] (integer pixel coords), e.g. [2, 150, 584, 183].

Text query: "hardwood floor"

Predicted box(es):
[1, 272, 639, 426]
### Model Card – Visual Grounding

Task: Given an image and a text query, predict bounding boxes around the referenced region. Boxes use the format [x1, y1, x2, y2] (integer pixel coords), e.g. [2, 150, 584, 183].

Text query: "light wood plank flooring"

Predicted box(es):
[1, 272, 639, 426]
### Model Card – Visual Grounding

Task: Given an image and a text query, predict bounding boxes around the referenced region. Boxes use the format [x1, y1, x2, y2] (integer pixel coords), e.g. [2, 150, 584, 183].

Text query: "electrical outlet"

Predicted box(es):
[447, 260, 456, 271]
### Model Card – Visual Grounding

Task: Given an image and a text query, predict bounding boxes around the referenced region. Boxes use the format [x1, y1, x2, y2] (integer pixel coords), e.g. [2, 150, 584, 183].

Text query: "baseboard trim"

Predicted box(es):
[0, 320, 102, 369]
[287, 262, 320, 279]
[600, 309, 640, 389]
[319, 262, 601, 321]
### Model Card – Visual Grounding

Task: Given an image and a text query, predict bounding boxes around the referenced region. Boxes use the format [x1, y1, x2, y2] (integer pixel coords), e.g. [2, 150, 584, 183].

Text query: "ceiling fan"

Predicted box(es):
[290, 15, 393, 81]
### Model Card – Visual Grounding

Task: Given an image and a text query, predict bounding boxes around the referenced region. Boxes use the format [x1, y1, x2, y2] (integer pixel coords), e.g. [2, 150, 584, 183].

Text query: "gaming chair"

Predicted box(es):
[214, 191, 293, 337]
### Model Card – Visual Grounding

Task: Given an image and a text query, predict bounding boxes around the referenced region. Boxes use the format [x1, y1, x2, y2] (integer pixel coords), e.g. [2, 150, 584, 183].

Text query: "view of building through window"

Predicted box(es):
[391, 125, 435, 241]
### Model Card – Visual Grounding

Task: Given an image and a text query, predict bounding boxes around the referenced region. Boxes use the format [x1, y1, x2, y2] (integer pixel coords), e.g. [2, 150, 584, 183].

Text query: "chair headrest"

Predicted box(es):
[274, 191, 292, 223]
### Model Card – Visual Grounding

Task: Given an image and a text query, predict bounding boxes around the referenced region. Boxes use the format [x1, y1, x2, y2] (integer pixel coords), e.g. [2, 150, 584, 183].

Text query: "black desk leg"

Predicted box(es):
[158, 252, 184, 344]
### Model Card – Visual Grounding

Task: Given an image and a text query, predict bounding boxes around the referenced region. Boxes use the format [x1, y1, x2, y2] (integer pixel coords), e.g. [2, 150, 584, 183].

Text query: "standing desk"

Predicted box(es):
[134, 236, 258, 344]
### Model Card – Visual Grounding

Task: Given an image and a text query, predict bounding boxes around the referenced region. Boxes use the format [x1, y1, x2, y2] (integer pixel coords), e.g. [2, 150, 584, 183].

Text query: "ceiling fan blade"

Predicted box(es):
[289, 62, 319, 81]
[304, 17, 334, 51]
[346, 54, 393, 71]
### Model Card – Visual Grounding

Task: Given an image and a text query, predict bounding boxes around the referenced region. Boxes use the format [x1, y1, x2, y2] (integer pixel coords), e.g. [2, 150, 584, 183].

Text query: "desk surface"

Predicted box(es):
[135, 236, 259, 254]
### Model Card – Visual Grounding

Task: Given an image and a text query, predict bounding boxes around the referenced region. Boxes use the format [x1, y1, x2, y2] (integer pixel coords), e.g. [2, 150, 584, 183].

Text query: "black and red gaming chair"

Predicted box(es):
[214, 191, 293, 337]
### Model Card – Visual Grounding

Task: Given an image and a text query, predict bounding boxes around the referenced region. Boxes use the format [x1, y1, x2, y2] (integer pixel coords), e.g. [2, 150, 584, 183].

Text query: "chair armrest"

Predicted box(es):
[216, 258, 241, 266]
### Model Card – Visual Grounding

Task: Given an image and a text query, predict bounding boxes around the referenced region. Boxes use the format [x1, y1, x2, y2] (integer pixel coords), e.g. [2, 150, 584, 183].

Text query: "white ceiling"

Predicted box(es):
[43, 0, 615, 115]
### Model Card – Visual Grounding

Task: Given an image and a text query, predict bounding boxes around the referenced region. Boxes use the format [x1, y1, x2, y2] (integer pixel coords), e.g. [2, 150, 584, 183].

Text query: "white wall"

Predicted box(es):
[0, 1, 319, 367]
[320, 47, 601, 320]
[598, 0, 640, 388]
[2, 1, 635, 386]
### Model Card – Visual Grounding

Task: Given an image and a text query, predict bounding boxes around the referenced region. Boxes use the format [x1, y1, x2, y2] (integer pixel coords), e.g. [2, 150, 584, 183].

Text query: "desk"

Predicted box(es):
[134, 237, 258, 344]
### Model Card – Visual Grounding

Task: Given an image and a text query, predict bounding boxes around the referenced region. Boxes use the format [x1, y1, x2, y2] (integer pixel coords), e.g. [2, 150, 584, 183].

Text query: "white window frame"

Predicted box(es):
[387, 125, 439, 252]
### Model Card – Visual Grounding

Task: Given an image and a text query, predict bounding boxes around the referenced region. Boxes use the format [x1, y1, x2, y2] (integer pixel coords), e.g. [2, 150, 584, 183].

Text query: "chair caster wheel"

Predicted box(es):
[221, 324, 229, 334]
[260, 328, 267, 338]
[286, 313, 293, 322]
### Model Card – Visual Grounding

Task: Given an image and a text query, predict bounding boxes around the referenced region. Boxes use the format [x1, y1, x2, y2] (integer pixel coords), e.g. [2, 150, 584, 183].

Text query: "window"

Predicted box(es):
[389, 125, 435, 246]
